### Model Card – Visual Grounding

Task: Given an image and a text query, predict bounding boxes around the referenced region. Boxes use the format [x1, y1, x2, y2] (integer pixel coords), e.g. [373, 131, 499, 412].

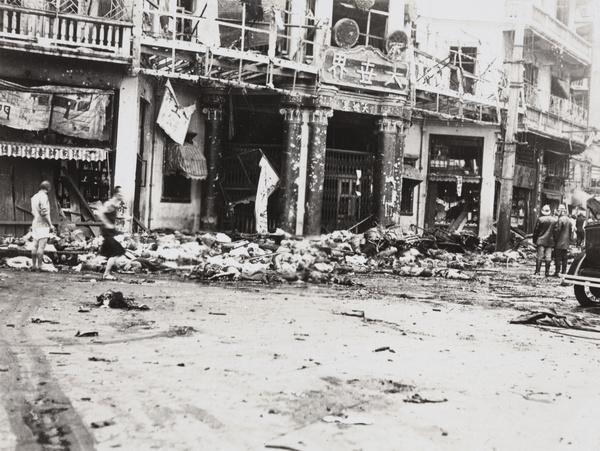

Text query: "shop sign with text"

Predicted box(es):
[320, 46, 410, 95]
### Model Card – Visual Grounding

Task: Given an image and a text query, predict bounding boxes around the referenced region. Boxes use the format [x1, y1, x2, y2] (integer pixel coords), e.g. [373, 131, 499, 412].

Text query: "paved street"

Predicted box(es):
[1, 264, 600, 451]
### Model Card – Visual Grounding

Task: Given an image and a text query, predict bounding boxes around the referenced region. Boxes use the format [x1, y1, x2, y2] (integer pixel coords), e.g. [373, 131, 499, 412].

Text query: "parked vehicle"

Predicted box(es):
[563, 223, 600, 306]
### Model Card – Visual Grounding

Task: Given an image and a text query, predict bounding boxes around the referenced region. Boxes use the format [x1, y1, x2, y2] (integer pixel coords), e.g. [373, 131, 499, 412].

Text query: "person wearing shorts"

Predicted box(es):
[30, 180, 54, 271]
[98, 186, 126, 280]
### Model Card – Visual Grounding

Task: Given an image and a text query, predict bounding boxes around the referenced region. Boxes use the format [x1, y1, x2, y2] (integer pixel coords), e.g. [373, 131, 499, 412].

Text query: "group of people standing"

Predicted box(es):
[532, 203, 584, 278]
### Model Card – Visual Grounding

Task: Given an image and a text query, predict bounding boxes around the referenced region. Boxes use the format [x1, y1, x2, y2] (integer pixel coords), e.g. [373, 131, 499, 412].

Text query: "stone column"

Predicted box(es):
[304, 107, 333, 235]
[279, 104, 304, 233]
[201, 91, 227, 231]
[374, 117, 404, 226]
[113, 75, 140, 232]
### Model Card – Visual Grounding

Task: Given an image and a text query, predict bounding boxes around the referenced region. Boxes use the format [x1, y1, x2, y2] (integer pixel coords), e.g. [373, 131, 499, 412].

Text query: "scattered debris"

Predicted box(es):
[323, 415, 374, 425]
[165, 326, 197, 337]
[91, 419, 115, 429]
[510, 308, 600, 331]
[373, 346, 395, 353]
[76, 331, 99, 337]
[78, 306, 91, 313]
[88, 357, 115, 362]
[0, 223, 535, 285]
[341, 310, 365, 318]
[31, 317, 59, 324]
[404, 393, 448, 404]
[96, 290, 149, 310]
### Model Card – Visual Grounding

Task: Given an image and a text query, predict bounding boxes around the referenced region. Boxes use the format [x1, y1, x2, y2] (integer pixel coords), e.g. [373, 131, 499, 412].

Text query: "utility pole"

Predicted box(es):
[496, 10, 525, 251]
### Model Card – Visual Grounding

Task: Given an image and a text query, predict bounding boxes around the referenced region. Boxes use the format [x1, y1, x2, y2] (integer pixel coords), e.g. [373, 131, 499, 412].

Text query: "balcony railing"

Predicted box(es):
[140, 0, 323, 84]
[0, 0, 133, 58]
[506, 0, 592, 63]
[523, 82, 588, 126]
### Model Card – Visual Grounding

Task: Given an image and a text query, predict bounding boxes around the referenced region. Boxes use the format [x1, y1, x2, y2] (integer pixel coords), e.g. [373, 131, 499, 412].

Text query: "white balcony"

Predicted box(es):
[0, 0, 132, 62]
[506, 0, 592, 64]
[523, 82, 588, 127]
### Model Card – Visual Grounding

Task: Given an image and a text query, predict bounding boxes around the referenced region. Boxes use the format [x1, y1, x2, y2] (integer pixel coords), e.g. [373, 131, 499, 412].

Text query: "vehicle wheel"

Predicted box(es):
[574, 285, 600, 307]
[567, 252, 585, 275]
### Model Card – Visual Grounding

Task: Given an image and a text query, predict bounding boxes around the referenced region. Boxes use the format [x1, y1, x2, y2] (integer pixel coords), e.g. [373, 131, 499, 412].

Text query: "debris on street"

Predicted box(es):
[96, 290, 149, 310]
[322, 415, 374, 425]
[510, 308, 600, 331]
[0, 224, 537, 286]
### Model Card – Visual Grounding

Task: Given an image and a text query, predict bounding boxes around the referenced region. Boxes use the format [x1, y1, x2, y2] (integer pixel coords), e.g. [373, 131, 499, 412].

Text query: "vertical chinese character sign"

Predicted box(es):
[157, 80, 196, 145]
[255, 155, 280, 234]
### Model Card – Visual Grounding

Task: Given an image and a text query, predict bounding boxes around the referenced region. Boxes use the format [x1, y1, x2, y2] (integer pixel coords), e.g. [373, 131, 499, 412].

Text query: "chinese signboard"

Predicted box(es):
[320, 46, 410, 95]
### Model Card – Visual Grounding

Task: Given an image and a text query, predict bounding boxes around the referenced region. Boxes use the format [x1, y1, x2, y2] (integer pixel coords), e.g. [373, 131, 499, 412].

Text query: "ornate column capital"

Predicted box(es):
[279, 107, 303, 123]
[202, 107, 224, 122]
[309, 108, 333, 125]
[377, 117, 404, 133]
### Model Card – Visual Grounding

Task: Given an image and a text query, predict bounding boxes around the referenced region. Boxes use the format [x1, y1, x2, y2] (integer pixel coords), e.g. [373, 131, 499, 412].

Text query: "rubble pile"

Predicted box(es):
[0, 225, 532, 284]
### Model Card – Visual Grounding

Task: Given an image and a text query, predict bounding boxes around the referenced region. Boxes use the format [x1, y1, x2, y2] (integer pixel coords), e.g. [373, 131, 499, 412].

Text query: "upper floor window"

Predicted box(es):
[556, 0, 569, 25]
[524, 63, 539, 86]
[331, 0, 389, 51]
[449, 46, 477, 95]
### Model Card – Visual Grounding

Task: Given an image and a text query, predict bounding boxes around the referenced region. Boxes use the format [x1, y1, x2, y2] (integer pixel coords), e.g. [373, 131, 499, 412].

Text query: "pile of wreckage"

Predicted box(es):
[0, 224, 533, 284]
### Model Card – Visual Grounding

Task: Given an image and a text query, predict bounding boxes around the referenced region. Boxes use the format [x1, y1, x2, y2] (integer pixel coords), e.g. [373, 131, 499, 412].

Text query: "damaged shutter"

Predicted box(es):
[165, 141, 208, 180]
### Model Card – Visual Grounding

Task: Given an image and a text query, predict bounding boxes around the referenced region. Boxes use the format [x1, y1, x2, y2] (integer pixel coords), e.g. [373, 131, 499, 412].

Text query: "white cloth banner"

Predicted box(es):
[156, 80, 196, 145]
[0, 90, 52, 131]
[51, 93, 110, 140]
[255, 156, 280, 234]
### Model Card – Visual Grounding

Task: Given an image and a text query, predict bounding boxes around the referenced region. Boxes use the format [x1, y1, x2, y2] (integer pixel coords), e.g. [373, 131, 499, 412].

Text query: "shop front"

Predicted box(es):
[425, 135, 483, 234]
[0, 80, 115, 236]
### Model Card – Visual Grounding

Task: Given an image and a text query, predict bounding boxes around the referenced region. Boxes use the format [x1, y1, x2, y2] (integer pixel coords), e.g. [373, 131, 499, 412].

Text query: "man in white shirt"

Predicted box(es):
[30, 180, 54, 271]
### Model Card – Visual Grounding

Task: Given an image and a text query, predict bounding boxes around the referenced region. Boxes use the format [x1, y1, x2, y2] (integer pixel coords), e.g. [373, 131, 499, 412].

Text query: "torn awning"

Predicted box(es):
[165, 142, 208, 180]
[0, 141, 109, 161]
[402, 165, 424, 182]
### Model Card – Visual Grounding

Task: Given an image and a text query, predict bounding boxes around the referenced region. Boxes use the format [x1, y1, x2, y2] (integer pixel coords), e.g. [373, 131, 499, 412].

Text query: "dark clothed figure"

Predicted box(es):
[532, 205, 556, 277]
[553, 205, 572, 276]
[576, 213, 586, 247]
[99, 187, 126, 280]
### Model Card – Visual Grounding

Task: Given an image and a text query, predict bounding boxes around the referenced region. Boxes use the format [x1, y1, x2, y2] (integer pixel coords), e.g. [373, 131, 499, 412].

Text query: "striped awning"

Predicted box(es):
[0, 142, 109, 161]
[165, 142, 208, 180]
[429, 173, 481, 184]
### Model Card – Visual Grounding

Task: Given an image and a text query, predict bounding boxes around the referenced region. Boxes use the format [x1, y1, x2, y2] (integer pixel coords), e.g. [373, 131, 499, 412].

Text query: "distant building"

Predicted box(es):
[0, 0, 597, 238]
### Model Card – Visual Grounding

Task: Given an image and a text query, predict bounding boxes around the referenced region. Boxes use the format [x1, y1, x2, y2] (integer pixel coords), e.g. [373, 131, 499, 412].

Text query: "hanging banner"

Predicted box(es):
[255, 155, 280, 234]
[156, 80, 196, 145]
[0, 90, 52, 131]
[50, 93, 110, 140]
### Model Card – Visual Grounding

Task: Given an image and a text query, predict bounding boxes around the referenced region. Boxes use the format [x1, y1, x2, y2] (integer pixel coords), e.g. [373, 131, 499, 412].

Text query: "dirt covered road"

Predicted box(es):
[1, 264, 600, 451]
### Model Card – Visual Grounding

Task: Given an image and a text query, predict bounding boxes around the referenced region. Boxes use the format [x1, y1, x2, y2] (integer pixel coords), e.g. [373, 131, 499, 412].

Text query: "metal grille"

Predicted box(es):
[219, 145, 281, 234]
[321, 149, 374, 234]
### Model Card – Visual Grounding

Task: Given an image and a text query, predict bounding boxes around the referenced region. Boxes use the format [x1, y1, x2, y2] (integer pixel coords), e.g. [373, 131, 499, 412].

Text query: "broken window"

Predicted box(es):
[331, 0, 389, 51]
[449, 46, 477, 95]
[556, 0, 569, 25]
[400, 182, 415, 214]
[162, 171, 191, 203]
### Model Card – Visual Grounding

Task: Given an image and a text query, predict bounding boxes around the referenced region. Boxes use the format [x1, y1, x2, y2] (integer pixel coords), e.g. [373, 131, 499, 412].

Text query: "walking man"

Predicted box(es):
[98, 186, 126, 280]
[30, 180, 54, 271]
[553, 204, 572, 277]
[532, 204, 556, 277]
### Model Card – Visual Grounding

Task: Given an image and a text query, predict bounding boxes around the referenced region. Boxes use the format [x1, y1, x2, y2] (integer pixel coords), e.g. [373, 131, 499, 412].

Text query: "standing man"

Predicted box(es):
[532, 204, 556, 277]
[98, 186, 126, 280]
[553, 204, 572, 277]
[30, 180, 54, 271]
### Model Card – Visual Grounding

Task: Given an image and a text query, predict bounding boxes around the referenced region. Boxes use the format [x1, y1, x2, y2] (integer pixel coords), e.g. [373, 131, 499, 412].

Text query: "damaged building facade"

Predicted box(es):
[0, 0, 597, 238]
